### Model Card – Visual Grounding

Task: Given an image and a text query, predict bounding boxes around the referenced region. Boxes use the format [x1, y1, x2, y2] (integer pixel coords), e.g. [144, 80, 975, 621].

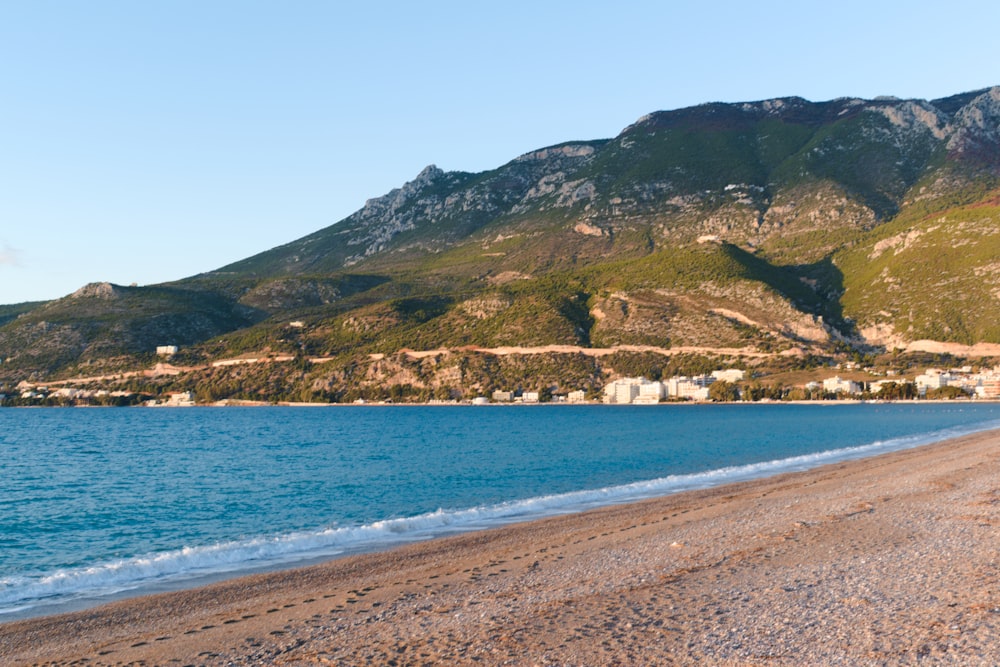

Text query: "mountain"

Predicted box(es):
[0, 282, 263, 379]
[2, 87, 999, 391]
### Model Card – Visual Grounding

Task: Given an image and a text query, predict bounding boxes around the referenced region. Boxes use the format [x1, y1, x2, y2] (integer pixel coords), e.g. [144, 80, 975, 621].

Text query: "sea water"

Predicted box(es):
[2, 403, 999, 620]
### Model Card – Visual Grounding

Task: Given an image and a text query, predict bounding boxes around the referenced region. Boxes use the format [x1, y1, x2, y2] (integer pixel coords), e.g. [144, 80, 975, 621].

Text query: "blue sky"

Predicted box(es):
[1, 0, 998, 305]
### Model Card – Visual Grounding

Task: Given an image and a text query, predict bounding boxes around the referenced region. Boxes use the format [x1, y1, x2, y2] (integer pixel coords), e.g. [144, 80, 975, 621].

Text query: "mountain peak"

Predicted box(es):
[414, 164, 444, 182]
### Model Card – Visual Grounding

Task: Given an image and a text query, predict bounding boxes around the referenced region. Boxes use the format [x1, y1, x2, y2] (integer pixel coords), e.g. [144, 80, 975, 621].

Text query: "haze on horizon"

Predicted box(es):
[2, 0, 998, 305]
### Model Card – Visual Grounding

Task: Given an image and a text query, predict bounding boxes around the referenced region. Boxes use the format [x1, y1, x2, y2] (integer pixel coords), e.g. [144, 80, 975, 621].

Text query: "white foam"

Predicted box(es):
[3, 418, 998, 617]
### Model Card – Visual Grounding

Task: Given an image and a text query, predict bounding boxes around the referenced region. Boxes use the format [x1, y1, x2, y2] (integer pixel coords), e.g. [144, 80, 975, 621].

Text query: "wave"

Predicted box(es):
[3, 417, 998, 618]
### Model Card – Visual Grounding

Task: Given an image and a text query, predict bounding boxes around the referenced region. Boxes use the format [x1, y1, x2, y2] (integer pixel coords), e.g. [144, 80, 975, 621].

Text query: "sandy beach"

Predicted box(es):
[4, 429, 1000, 666]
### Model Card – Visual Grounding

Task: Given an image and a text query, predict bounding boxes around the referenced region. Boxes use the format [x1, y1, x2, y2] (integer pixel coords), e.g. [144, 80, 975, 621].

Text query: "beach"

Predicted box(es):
[3, 428, 1000, 666]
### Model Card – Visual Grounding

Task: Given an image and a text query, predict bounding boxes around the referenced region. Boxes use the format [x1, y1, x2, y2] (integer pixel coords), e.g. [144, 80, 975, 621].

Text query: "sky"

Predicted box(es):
[1, 0, 998, 305]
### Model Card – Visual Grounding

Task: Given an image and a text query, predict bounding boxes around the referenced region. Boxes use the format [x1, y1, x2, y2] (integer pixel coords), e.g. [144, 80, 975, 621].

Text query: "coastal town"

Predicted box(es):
[491, 364, 1000, 404]
[6, 361, 1000, 407]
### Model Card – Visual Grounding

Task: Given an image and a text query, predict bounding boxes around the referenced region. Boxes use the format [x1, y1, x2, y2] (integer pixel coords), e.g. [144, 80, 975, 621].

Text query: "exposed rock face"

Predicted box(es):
[344, 165, 450, 260]
[873, 100, 950, 139]
[947, 87, 1000, 160]
[70, 282, 122, 300]
[574, 222, 605, 237]
[515, 143, 597, 162]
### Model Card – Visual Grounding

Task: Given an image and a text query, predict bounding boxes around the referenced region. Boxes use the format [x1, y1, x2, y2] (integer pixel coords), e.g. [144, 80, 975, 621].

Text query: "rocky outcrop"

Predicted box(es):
[947, 87, 1000, 162]
[70, 282, 123, 300]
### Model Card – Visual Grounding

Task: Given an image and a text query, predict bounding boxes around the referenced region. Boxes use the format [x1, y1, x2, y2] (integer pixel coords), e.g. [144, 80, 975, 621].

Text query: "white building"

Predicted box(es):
[976, 372, 1000, 399]
[674, 380, 711, 401]
[603, 378, 664, 404]
[615, 382, 639, 404]
[156, 345, 179, 356]
[53, 387, 85, 399]
[664, 375, 714, 401]
[604, 378, 638, 404]
[165, 392, 196, 406]
[631, 382, 666, 404]
[638, 381, 665, 401]
[567, 390, 587, 403]
[822, 376, 861, 395]
[915, 369, 955, 394]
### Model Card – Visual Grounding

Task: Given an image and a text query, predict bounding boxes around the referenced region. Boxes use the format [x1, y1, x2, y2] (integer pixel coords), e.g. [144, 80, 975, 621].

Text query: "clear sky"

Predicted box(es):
[2, 0, 998, 305]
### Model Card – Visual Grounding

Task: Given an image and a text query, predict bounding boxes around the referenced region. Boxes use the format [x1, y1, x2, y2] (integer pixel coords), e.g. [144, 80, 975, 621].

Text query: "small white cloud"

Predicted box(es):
[0, 242, 21, 267]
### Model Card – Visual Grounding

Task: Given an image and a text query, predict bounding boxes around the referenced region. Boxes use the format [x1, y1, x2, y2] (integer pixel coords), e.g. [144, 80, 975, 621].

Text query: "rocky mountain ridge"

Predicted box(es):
[216, 87, 999, 277]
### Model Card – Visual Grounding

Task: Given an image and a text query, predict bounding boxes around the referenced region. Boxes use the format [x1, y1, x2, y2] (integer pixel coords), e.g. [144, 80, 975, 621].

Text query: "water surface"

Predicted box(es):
[2, 403, 998, 619]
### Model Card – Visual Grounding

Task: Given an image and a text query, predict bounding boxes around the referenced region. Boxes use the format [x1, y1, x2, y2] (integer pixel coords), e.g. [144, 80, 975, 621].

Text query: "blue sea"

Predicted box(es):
[2, 403, 1000, 620]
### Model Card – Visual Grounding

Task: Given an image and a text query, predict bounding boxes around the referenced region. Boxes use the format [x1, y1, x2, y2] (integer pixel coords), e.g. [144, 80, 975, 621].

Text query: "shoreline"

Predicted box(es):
[4, 428, 1000, 665]
[3, 409, 995, 627]
[5, 397, 1000, 408]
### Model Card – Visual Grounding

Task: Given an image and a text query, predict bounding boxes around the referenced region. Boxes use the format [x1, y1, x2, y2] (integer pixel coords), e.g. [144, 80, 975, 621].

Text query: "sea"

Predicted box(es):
[3, 402, 1000, 621]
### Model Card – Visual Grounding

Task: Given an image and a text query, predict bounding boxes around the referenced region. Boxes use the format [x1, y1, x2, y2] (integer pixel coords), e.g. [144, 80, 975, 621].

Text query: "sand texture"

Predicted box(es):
[4, 429, 1000, 666]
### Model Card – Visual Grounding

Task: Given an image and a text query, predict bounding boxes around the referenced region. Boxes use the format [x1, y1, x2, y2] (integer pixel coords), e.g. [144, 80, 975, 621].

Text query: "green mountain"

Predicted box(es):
[2, 87, 999, 388]
[0, 282, 263, 378]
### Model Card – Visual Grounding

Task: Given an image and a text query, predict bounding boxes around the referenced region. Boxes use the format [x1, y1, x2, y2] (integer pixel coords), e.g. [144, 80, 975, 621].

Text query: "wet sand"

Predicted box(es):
[4, 429, 1000, 666]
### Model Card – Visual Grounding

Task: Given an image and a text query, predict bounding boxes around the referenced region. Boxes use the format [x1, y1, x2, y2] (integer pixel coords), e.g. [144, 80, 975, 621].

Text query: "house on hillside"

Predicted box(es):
[822, 376, 860, 395]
